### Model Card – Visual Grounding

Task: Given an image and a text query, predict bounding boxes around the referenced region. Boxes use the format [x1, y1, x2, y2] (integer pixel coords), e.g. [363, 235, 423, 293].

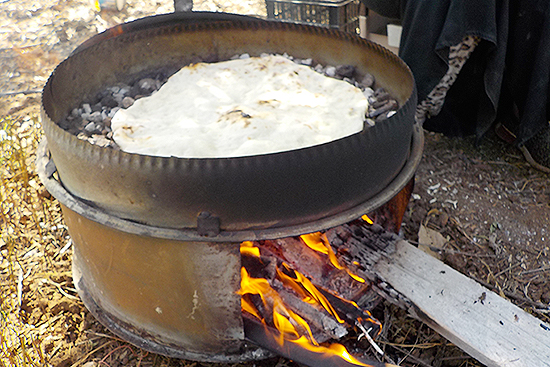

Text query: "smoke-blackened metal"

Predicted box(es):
[41, 12, 418, 233]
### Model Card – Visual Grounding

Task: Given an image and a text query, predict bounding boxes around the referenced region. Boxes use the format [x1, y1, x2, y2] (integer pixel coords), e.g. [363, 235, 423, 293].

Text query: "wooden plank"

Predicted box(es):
[374, 240, 550, 367]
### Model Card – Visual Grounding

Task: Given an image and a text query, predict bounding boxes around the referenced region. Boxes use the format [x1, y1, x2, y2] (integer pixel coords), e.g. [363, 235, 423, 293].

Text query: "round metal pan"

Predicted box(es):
[41, 12, 418, 232]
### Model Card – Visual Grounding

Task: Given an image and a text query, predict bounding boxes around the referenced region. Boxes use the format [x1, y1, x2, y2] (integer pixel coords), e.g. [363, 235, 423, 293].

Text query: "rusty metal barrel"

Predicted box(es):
[38, 12, 421, 362]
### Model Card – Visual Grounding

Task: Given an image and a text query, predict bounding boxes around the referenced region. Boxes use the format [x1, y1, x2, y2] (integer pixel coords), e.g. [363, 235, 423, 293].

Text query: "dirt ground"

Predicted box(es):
[1, 1, 549, 366]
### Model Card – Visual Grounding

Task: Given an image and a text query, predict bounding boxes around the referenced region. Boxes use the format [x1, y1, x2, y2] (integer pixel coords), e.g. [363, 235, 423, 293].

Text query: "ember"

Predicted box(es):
[300, 232, 366, 283]
[361, 214, 374, 224]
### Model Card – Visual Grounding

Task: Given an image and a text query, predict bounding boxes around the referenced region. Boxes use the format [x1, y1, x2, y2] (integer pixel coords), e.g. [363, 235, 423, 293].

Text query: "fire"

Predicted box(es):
[239, 262, 372, 367]
[282, 335, 373, 367]
[238, 240, 380, 367]
[277, 262, 345, 324]
[300, 232, 365, 283]
[361, 214, 374, 224]
[239, 267, 318, 346]
[240, 240, 261, 257]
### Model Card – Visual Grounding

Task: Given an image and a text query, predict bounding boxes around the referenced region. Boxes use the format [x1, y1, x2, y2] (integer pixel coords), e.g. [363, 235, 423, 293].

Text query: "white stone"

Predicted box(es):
[325, 66, 336, 77]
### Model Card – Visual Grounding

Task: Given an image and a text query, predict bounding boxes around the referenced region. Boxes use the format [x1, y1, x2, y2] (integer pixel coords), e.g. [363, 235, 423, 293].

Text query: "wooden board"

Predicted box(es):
[374, 240, 550, 367]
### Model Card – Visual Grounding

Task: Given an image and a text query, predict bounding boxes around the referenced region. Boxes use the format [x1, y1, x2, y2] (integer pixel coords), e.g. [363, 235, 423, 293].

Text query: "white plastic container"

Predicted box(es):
[387, 24, 402, 48]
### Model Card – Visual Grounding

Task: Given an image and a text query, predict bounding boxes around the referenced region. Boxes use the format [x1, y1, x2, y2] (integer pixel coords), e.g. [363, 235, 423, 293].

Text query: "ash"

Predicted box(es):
[60, 53, 400, 149]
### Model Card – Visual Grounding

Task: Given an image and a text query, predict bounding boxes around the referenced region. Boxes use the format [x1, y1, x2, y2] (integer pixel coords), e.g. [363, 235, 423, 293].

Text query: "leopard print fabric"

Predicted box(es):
[415, 35, 481, 124]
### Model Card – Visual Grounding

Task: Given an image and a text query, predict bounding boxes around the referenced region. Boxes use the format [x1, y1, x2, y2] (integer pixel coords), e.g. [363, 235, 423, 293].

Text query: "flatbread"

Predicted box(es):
[111, 55, 368, 158]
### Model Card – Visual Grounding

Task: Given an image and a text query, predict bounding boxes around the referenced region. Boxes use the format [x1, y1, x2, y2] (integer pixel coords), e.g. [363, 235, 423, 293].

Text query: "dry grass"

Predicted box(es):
[1, 114, 51, 367]
[0, 113, 126, 366]
[0, 113, 110, 367]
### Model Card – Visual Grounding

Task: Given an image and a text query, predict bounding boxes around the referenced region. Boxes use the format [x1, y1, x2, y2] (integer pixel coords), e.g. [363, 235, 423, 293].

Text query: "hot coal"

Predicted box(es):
[60, 54, 400, 149]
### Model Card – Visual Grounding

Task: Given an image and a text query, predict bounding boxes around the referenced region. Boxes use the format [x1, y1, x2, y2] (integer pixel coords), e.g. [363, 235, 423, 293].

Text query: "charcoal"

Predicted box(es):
[373, 87, 390, 102]
[375, 112, 390, 123]
[92, 103, 102, 112]
[100, 94, 119, 108]
[361, 73, 375, 88]
[335, 64, 355, 78]
[62, 53, 402, 147]
[369, 99, 398, 118]
[371, 99, 389, 109]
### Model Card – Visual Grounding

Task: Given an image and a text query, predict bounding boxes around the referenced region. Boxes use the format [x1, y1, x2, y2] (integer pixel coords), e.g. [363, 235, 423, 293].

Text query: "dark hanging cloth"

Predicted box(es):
[502, 0, 550, 146]
[361, 0, 550, 144]
[396, 0, 509, 140]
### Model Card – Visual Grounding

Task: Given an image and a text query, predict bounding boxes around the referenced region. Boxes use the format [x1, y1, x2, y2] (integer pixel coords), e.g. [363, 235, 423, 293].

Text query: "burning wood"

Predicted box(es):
[255, 235, 371, 303]
[238, 225, 395, 367]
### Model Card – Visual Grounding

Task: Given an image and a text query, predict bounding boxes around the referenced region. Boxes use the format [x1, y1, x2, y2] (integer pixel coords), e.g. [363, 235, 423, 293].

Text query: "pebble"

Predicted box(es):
[138, 78, 158, 92]
[365, 118, 376, 127]
[112, 92, 125, 103]
[82, 103, 92, 114]
[363, 87, 374, 99]
[108, 107, 120, 118]
[121, 96, 135, 108]
[89, 134, 113, 148]
[91, 103, 102, 112]
[325, 66, 337, 77]
[62, 53, 400, 147]
[84, 122, 97, 132]
[89, 111, 103, 123]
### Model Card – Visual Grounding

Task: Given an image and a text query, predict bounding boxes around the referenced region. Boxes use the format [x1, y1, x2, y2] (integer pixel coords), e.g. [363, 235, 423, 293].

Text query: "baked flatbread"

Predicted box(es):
[111, 55, 368, 158]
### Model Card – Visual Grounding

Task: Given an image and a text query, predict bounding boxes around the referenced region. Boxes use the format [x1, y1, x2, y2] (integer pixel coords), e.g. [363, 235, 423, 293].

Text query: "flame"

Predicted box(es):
[239, 242, 380, 367]
[239, 240, 346, 324]
[241, 240, 261, 257]
[300, 232, 365, 283]
[92, 0, 101, 11]
[239, 262, 372, 367]
[301, 340, 372, 366]
[272, 304, 317, 346]
[277, 263, 345, 324]
[361, 214, 374, 224]
[238, 267, 317, 345]
[284, 335, 372, 366]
